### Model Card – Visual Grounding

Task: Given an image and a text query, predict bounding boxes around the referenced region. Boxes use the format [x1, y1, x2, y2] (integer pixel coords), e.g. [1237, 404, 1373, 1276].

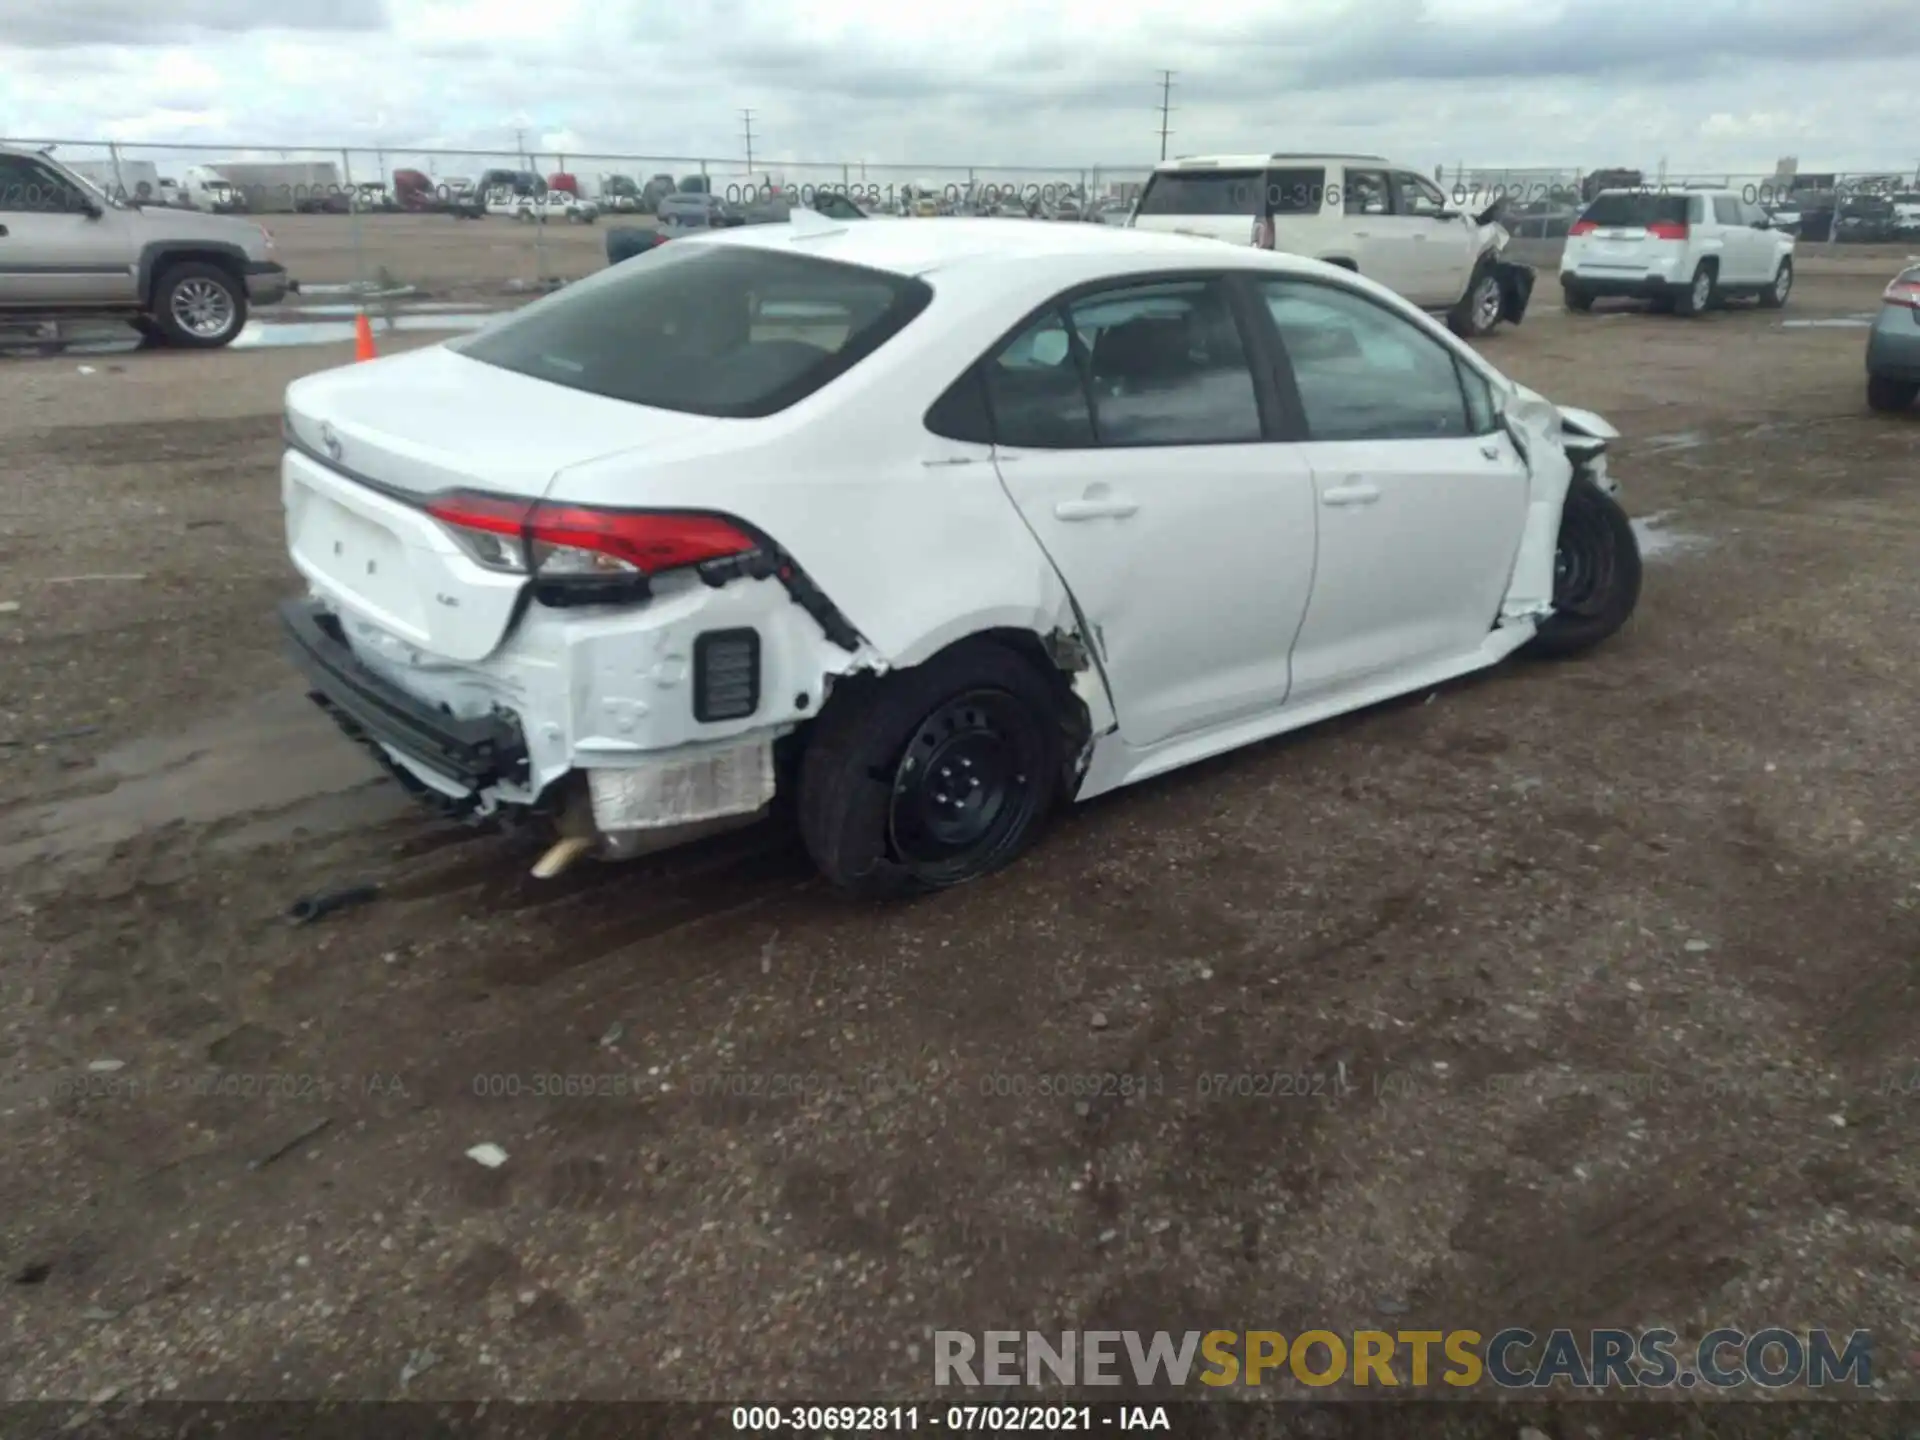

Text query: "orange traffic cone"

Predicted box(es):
[353, 311, 377, 362]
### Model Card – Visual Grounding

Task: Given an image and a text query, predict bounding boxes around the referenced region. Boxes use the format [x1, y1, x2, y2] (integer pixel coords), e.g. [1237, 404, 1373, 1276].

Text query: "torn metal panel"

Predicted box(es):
[1497, 384, 1586, 623]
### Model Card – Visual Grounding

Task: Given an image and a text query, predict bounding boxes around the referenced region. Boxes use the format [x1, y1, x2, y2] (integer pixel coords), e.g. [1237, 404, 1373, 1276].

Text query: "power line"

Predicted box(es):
[741, 109, 757, 174]
[1156, 71, 1175, 162]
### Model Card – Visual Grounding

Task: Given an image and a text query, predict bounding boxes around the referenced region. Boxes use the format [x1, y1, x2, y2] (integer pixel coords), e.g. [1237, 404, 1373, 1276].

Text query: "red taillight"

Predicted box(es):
[527, 504, 758, 575]
[1882, 277, 1920, 308]
[1569, 219, 1597, 236]
[425, 491, 758, 579]
[1646, 221, 1688, 241]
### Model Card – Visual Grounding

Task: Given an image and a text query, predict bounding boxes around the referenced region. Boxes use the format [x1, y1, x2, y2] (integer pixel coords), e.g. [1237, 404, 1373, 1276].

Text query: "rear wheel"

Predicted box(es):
[1448, 265, 1505, 338]
[1526, 477, 1643, 659]
[1757, 257, 1792, 309]
[797, 640, 1062, 899]
[1867, 375, 1919, 412]
[151, 261, 247, 348]
[1673, 263, 1715, 317]
[1562, 282, 1594, 312]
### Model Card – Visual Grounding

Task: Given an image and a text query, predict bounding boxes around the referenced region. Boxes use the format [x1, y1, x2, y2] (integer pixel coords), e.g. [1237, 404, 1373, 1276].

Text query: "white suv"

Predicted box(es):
[1128, 153, 1516, 336]
[1561, 188, 1794, 315]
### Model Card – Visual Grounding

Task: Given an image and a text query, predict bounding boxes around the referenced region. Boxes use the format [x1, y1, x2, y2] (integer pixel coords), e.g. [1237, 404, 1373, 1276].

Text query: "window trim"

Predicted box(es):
[932, 269, 1291, 451]
[1245, 273, 1484, 445]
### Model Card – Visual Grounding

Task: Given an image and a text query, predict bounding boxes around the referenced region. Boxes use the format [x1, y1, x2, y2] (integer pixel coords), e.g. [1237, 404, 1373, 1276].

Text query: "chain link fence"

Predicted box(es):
[9, 137, 1918, 296]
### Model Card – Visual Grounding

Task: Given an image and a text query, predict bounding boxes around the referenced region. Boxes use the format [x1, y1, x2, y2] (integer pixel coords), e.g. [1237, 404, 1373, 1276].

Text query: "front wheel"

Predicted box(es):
[1448, 265, 1505, 338]
[1525, 477, 1643, 659]
[797, 640, 1063, 899]
[1757, 257, 1792, 309]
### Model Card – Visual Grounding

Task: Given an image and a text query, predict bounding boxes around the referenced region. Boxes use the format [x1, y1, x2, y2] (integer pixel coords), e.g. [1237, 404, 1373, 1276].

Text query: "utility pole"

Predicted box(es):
[1156, 70, 1175, 161]
[741, 109, 757, 176]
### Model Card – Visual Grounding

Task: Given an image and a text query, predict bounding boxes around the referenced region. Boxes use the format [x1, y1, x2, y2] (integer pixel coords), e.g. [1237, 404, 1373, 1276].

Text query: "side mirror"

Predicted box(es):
[1753, 216, 1771, 230]
[1434, 208, 1460, 221]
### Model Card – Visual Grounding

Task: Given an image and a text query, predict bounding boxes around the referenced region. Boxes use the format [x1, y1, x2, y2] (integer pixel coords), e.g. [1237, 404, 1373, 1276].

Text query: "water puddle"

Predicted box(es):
[1638, 430, 1709, 454]
[1633, 511, 1711, 561]
[0, 687, 411, 872]
[1, 302, 506, 357]
[231, 312, 497, 348]
[286, 302, 493, 317]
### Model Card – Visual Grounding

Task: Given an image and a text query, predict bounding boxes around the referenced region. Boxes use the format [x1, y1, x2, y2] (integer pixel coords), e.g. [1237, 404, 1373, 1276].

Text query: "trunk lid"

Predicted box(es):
[282, 344, 715, 662]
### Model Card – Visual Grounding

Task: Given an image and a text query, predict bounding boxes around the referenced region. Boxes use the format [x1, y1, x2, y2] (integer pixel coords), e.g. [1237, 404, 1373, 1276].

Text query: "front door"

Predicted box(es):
[986, 277, 1320, 747]
[1391, 170, 1477, 308]
[0, 154, 137, 307]
[1251, 277, 1532, 700]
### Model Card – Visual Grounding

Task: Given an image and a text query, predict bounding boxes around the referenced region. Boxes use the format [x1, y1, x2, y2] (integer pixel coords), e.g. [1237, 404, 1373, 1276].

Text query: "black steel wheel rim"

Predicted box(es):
[1553, 501, 1618, 618]
[887, 689, 1042, 878]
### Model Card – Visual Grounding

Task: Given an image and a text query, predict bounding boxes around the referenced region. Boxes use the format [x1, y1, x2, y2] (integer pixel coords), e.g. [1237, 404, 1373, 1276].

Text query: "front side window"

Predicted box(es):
[456, 246, 931, 418]
[1258, 279, 1472, 441]
[1395, 172, 1450, 218]
[0, 155, 89, 214]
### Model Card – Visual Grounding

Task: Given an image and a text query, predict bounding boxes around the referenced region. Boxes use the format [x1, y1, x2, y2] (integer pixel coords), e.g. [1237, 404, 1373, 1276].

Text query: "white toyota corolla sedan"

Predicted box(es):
[280, 214, 1639, 898]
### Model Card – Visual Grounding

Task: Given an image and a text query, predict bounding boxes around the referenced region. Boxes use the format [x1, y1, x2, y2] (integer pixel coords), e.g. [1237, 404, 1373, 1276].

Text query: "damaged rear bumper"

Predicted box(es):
[281, 591, 804, 855]
[281, 598, 529, 796]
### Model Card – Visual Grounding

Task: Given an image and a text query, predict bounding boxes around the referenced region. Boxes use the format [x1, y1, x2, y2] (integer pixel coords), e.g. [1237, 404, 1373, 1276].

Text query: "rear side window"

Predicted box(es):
[1135, 170, 1265, 216]
[983, 311, 1096, 447]
[1712, 196, 1741, 224]
[1579, 192, 1689, 227]
[456, 246, 931, 418]
[1265, 167, 1328, 215]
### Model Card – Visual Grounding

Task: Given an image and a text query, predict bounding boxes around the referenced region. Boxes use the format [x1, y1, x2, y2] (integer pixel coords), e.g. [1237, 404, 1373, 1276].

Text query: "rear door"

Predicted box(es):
[1250, 276, 1531, 700]
[1710, 195, 1759, 283]
[984, 275, 1320, 747]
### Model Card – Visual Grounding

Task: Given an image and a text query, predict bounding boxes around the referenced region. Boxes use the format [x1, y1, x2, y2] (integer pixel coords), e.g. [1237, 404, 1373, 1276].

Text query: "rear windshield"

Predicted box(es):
[1579, 192, 1690, 227]
[1136, 170, 1264, 216]
[456, 245, 931, 418]
[1135, 166, 1327, 218]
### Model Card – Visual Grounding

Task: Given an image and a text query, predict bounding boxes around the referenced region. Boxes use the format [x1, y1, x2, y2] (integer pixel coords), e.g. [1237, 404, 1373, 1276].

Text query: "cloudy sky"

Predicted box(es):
[3, 0, 1918, 185]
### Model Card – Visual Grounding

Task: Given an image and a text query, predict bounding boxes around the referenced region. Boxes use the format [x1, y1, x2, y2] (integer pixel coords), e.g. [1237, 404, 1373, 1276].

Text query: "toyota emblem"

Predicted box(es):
[320, 422, 342, 461]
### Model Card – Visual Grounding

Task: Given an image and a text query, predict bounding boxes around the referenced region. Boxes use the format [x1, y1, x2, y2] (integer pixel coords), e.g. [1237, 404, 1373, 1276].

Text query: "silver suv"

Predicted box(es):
[0, 144, 293, 348]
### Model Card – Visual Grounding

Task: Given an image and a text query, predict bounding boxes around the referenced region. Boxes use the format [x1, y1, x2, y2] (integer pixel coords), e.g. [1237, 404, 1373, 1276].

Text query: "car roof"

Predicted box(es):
[679, 215, 1334, 280]
[1153, 153, 1388, 171]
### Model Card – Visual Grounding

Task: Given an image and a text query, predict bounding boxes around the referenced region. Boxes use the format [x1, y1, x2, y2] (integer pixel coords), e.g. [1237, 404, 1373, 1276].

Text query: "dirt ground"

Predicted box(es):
[2, 232, 1918, 1423]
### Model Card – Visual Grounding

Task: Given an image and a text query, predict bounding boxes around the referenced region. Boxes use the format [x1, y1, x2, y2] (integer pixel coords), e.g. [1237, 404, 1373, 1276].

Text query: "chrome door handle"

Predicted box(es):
[1055, 498, 1139, 521]
[1480, 443, 1503, 460]
[1322, 481, 1380, 506]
